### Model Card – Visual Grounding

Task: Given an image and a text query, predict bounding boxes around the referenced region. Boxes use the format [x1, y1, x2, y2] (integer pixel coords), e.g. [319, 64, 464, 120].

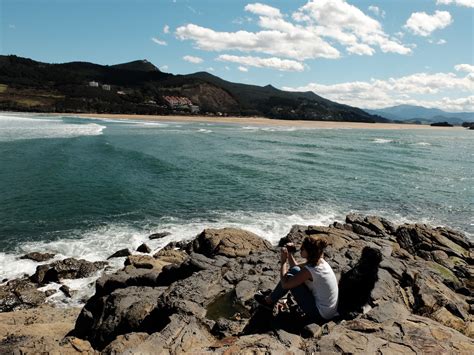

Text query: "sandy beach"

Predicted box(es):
[72, 113, 464, 130]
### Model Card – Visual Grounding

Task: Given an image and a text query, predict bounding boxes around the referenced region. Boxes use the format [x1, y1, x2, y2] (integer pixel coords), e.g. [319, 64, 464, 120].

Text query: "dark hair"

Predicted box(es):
[301, 236, 328, 265]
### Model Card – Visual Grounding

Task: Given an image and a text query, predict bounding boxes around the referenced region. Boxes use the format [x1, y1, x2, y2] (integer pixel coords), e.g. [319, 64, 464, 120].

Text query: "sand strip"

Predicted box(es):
[70, 113, 464, 130]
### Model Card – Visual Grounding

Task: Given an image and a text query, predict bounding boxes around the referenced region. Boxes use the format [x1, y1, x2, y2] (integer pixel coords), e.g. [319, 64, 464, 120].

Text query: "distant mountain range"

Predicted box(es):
[0, 55, 386, 123]
[365, 105, 473, 125]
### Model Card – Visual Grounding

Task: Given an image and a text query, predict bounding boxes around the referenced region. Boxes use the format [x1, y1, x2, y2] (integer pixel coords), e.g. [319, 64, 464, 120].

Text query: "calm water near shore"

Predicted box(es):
[0, 113, 472, 281]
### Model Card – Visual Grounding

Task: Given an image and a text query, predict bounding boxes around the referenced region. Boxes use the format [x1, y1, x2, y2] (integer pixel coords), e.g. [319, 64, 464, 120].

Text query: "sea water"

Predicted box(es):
[0, 113, 472, 302]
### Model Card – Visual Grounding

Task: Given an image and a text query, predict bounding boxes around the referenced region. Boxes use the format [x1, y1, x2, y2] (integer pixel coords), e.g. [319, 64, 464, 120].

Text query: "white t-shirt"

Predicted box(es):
[304, 259, 339, 319]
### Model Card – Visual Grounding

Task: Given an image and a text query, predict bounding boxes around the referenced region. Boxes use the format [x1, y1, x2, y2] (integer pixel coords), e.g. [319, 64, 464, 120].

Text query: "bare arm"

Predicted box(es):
[281, 268, 311, 289]
[288, 252, 297, 268]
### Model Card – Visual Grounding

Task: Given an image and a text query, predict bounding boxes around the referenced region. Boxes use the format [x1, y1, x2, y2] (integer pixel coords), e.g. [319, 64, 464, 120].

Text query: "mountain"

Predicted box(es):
[110, 60, 160, 72]
[0, 55, 386, 122]
[365, 105, 474, 125]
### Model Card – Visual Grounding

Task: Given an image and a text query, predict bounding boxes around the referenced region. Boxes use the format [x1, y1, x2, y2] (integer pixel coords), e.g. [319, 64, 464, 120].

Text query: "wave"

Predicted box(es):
[0, 209, 341, 278]
[1, 206, 470, 306]
[413, 142, 431, 146]
[372, 138, 394, 144]
[197, 128, 213, 133]
[0, 114, 105, 141]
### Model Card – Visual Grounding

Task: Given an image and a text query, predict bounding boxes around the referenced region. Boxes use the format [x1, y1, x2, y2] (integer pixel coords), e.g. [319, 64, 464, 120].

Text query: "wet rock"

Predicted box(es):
[31, 258, 107, 284]
[60, 285, 72, 298]
[44, 289, 56, 297]
[191, 228, 272, 258]
[107, 248, 132, 260]
[136, 243, 151, 253]
[148, 231, 171, 240]
[20, 252, 55, 262]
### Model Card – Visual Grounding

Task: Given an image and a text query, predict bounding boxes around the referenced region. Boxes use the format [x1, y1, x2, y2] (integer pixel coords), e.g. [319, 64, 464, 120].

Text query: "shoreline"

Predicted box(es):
[1, 214, 472, 353]
[63, 113, 464, 130]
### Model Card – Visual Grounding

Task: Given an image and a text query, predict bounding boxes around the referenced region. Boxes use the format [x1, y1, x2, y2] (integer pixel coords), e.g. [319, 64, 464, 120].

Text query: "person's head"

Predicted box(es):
[300, 236, 328, 265]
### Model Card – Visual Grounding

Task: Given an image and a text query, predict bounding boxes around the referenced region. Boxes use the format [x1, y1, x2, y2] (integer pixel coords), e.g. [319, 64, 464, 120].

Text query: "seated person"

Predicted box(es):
[255, 236, 338, 322]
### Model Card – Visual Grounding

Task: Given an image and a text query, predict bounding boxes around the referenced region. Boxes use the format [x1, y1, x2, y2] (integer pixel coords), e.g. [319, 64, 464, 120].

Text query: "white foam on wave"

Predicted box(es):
[413, 142, 431, 146]
[197, 128, 212, 133]
[0, 114, 105, 141]
[373, 138, 393, 144]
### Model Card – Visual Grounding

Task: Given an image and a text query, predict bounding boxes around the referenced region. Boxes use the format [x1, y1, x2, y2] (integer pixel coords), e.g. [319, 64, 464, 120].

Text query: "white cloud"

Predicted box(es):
[437, 39, 447, 45]
[282, 67, 474, 111]
[225, 66, 230, 71]
[436, 0, 474, 8]
[206, 67, 215, 72]
[238, 66, 249, 72]
[159, 65, 169, 71]
[183, 55, 203, 64]
[163, 25, 170, 34]
[293, 0, 411, 55]
[455, 64, 474, 73]
[217, 54, 305, 72]
[151, 37, 167, 45]
[404, 11, 452, 37]
[368, 5, 385, 18]
[176, 23, 340, 60]
[175, 0, 411, 65]
[245, 3, 282, 18]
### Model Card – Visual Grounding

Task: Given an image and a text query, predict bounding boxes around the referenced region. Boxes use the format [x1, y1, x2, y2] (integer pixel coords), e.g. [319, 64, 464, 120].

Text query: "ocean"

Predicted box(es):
[0, 113, 472, 303]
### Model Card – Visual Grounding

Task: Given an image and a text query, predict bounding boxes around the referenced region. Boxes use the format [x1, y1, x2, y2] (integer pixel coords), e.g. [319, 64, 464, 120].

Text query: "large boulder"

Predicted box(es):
[191, 228, 272, 258]
[73, 286, 166, 350]
[31, 258, 108, 284]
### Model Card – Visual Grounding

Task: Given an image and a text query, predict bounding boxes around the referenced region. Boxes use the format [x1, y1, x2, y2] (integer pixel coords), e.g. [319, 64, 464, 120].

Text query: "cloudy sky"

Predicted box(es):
[2, 0, 473, 111]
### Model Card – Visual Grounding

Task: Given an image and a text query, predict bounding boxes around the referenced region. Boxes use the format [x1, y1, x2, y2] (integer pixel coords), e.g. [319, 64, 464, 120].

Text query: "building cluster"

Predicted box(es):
[86, 83, 199, 113]
[88, 81, 110, 91]
[163, 96, 199, 113]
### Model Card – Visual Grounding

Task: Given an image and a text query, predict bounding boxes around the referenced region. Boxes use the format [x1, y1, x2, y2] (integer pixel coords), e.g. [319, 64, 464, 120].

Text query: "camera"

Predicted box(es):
[286, 244, 297, 253]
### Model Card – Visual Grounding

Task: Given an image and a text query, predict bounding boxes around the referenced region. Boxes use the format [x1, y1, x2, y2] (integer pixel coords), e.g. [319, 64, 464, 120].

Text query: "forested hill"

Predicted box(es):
[0, 55, 387, 122]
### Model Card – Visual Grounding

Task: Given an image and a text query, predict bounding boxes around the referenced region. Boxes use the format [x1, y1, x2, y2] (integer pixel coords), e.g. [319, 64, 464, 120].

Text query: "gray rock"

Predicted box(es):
[0, 278, 46, 312]
[148, 232, 171, 240]
[107, 248, 132, 260]
[60, 284, 72, 298]
[30, 258, 107, 284]
[20, 252, 55, 262]
[136, 243, 151, 253]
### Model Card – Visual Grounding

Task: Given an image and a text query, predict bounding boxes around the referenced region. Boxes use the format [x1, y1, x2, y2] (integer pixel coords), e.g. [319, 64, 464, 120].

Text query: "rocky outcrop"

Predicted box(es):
[2, 218, 473, 353]
[68, 220, 473, 352]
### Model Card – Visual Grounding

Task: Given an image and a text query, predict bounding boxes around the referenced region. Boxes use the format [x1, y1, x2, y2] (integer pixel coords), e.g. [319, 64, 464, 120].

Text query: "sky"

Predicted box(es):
[1, 0, 473, 111]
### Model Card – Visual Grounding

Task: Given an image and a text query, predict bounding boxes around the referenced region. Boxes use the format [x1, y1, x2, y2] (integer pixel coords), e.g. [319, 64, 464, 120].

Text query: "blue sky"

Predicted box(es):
[1, 0, 473, 111]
